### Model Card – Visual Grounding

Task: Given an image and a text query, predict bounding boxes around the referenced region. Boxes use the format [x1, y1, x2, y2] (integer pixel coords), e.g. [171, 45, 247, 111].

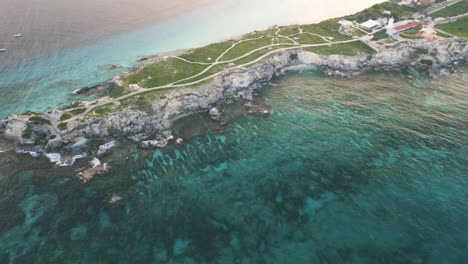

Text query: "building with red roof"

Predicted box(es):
[386, 20, 420, 36]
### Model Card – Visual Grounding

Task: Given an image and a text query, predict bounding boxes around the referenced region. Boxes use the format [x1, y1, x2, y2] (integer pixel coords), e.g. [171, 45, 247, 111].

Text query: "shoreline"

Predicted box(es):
[1, 0, 467, 179]
[2, 38, 466, 158]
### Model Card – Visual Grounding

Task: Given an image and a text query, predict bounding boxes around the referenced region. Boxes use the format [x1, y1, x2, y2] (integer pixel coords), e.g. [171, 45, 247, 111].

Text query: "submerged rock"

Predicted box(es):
[141, 138, 168, 149]
[45, 153, 86, 167]
[173, 239, 191, 256]
[109, 193, 122, 204]
[78, 159, 111, 183]
[175, 138, 184, 146]
[209, 107, 222, 121]
[97, 140, 118, 156]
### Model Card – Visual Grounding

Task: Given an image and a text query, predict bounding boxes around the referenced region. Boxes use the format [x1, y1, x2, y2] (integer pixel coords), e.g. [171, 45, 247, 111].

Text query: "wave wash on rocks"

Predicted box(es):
[0, 38, 467, 160]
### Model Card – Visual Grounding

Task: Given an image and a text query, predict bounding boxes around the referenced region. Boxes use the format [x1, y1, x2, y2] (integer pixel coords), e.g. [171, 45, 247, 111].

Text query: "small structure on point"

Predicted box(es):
[338, 19, 353, 27]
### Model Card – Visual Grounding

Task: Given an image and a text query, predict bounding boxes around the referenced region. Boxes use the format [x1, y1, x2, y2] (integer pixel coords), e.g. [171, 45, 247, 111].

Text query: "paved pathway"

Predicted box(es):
[414, 0, 463, 17]
[65, 31, 364, 123]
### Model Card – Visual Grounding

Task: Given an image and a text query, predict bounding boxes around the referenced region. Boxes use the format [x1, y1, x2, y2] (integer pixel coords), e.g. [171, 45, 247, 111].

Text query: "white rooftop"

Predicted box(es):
[338, 19, 353, 26]
[360, 19, 382, 29]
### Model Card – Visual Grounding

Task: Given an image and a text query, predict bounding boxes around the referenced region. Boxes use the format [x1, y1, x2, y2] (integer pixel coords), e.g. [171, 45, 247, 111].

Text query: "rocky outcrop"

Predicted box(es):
[209, 107, 222, 121]
[1, 39, 466, 162]
[77, 158, 111, 183]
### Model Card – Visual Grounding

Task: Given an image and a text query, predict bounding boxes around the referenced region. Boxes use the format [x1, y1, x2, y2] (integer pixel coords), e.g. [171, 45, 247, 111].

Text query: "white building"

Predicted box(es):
[338, 19, 353, 27]
[359, 19, 383, 31]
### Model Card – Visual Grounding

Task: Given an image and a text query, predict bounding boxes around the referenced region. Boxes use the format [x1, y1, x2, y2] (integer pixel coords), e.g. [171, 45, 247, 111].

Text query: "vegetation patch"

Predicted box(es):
[436, 17, 468, 38]
[431, 1, 468, 19]
[60, 113, 73, 121]
[436, 31, 453, 38]
[60, 108, 86, 121]
[233, 45, 294, 66]
[278, 26, 300, 36]
[302, 20, 351, 41]
[419, 59, 433, 66]
[415, 48, 428, 55]
[22, 125, 33, 139]
[177, 64, 228, 85]
[70, 108, 86, 115]
[296, 34, 327, 45]
[29, 116, 51, 125]
[372, 30, 389, 41]
[86, 104, 116, 119]
[304, 41, 375, 56]
[122, 58, 207, 88]
[180, 40, 235, 63]
[344, 2, 416, 22]
[109, 85, 132, 98]
[220, 37, 278, 61]
[21, 111, 40, 116]
[58, 122, 68, 130]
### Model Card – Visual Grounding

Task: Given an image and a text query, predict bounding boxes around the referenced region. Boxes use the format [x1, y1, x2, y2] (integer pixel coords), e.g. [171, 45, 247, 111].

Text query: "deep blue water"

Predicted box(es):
[0, 70, 466, 263]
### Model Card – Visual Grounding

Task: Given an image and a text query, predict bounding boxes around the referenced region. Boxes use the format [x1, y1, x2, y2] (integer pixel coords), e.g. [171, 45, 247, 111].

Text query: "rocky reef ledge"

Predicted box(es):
[0, 38, 466, 173]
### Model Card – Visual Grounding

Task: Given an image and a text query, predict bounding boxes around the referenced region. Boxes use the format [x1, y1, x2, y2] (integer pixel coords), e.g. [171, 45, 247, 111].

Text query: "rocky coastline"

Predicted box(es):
[0, 38, 467, 175]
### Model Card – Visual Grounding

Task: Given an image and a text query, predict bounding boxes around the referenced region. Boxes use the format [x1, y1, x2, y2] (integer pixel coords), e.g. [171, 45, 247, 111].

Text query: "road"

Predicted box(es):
[414, 0, 463, 17]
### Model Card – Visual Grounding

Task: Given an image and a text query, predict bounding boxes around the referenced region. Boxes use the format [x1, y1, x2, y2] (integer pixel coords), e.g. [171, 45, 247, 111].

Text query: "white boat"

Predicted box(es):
[0, 49, 6, 52]
[14, 33, 22, 38]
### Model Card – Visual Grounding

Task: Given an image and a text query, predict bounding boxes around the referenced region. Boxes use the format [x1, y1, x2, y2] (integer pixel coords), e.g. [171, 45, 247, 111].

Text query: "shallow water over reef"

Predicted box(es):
[0, 70, 467, 263]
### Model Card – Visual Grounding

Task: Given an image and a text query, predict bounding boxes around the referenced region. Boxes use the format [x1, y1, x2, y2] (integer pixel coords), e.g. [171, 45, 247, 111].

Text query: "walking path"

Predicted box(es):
[61, 30, 365, 123]
[414, 0, 463, 18]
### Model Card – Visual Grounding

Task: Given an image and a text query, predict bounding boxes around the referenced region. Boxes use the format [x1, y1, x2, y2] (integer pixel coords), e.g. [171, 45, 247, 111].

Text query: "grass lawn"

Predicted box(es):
[344, 2, 416, 22]
[302, 20, 351, 41]
[88, 103, 116, 119]
[28, 116, 51, 125]
[122, 58, 207, 88]
[60, 107, 86, 121]
[431, 1, 468, 18]
[436, 17, 468, 38]
[278, 26, 300, 36]
[109, 86, 132, 98]
[372, 30, 389, 41]
[176, 64, 228, 85]
[58, 122, 67, 130]
[60, 113, 73, 121]
[180, 40, 235, 63]
[296, 34, 328, 45]
[304, 41, 375, 56]
[233, 44, 295, 65]
[118, 88, 175, 111]
[436, 31, 453, 38]
[219, 37, 276, 61]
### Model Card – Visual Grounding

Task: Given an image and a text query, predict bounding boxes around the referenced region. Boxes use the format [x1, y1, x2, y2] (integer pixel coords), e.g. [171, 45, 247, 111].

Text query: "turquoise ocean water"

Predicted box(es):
[0, 70, 466, 263]
[0, 0, 384, 118]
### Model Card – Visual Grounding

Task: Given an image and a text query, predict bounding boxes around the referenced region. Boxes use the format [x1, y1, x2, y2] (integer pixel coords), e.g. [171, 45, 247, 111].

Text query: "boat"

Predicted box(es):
[0, 49, 6, 52]
[14, 33, 22, 38]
